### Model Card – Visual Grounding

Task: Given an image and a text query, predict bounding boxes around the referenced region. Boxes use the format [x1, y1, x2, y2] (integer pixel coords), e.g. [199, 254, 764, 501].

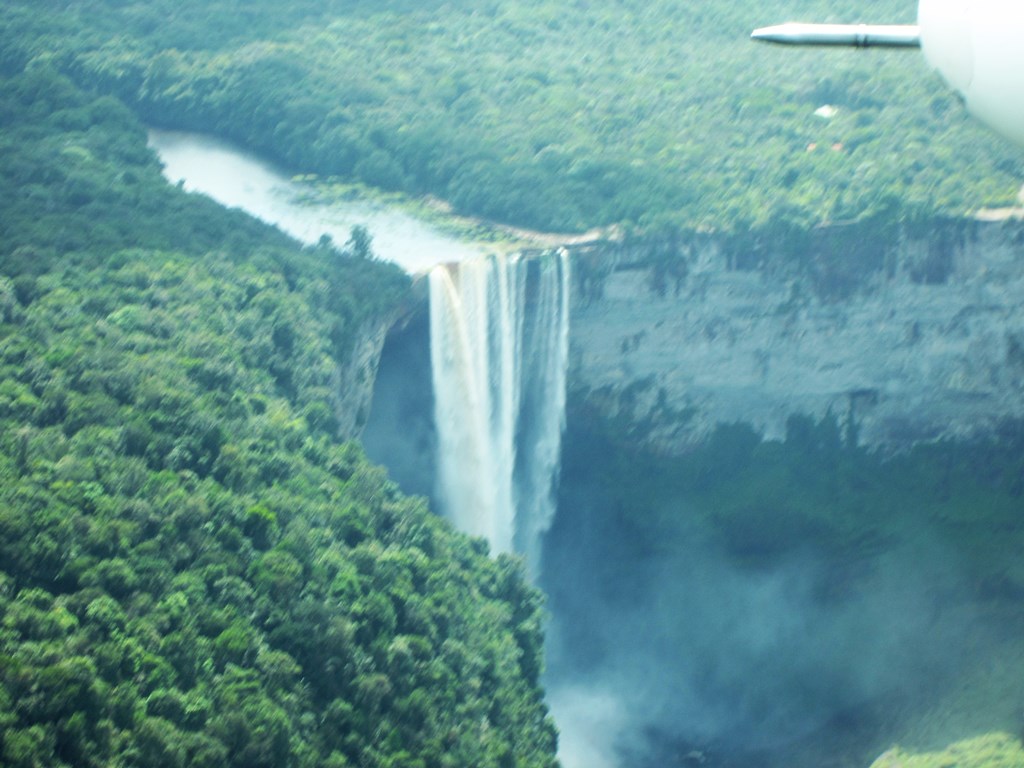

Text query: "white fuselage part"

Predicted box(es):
[919, 0, 1024, 146]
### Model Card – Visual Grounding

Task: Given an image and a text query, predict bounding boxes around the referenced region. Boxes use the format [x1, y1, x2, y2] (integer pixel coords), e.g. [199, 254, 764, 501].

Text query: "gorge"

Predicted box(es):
[8, 0, 1024, 763]
[373, 217, 1024, 767]
[151, 131, 1024, 768]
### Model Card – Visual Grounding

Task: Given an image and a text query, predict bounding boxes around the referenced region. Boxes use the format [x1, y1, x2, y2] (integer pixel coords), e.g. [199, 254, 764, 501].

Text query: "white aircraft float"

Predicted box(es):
[752, 0, 1024, 147]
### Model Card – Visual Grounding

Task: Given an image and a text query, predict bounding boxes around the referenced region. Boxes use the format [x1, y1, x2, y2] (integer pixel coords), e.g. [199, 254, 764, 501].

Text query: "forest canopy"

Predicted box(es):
[0, 66, 557, 768]
[1, 1, 1022, 765]
[1, 0, 1021, 234]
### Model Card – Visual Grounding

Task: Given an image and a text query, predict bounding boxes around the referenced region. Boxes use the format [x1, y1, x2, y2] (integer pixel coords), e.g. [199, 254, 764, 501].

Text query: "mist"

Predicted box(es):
[541, 423, 993, 768]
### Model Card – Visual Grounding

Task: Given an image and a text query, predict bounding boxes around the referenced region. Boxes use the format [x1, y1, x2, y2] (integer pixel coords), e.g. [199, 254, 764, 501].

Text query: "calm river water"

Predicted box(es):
[147, 128, 486, 273]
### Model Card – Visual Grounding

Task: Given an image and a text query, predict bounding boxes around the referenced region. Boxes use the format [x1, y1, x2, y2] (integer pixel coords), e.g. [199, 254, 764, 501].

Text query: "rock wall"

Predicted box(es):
[333, 316, 394, 441]
[568, 217, 1024, 453]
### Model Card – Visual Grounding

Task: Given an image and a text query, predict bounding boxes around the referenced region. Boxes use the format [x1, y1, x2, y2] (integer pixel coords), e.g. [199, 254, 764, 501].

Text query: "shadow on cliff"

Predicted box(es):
[360, 308, 438, 503]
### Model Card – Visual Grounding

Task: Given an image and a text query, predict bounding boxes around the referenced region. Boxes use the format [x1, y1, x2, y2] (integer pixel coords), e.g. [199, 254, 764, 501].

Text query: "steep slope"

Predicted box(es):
[0, 67, 557, 768]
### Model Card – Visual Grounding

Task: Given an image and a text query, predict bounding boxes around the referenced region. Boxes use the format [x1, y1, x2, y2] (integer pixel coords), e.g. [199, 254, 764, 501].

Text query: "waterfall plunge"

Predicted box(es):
[429, 250, 570, 574]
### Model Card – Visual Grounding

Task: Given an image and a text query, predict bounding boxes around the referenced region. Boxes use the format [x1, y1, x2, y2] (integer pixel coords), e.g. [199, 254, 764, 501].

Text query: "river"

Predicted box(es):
[147, 128, 487, 273]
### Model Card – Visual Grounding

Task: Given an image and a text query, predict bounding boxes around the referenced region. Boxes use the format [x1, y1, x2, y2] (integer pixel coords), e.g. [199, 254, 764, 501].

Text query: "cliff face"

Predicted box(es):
[333, 316, 395, 441]
[568, 217, 1024, 453]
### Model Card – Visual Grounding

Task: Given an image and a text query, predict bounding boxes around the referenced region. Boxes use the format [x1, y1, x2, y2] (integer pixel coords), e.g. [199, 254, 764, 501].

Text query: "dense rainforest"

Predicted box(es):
[2, 0, 1023, 235]
[0, 67, 557, 768]
[3, 0, 1024, 766]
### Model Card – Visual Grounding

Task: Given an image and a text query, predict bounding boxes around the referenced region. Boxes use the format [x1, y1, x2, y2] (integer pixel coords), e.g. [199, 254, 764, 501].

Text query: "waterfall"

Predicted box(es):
[429, 250, 570, 574]
[513, 250, 571, 573]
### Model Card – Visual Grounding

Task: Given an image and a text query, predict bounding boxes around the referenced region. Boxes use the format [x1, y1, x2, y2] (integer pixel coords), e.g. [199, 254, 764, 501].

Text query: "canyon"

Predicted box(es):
[150, 131, 1024, 768]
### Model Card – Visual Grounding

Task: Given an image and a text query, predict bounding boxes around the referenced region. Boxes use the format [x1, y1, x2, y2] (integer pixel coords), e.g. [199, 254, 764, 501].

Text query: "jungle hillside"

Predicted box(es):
[0, 66, 556, 768]
[2, 0, 1022, 235]
[2, 0, 1024, 766]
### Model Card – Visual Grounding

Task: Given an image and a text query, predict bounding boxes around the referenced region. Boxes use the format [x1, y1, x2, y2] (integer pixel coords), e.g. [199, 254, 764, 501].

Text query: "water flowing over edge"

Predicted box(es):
[429, 250, 571, 574]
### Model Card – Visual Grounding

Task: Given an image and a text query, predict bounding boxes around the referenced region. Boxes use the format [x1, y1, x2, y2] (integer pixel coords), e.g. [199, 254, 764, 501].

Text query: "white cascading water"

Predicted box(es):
[429, 250, 570, 574]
